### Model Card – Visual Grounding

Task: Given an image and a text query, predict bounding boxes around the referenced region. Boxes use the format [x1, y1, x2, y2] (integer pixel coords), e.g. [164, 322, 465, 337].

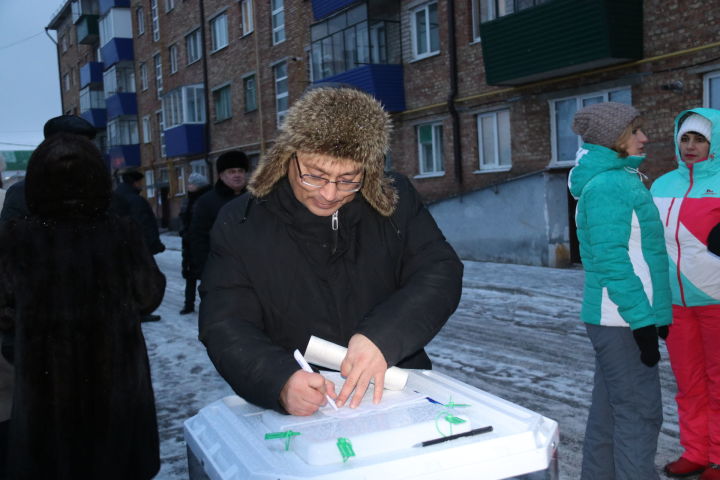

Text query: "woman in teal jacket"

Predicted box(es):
[651, 108, 720, 480]
[568, 102, 672, 480]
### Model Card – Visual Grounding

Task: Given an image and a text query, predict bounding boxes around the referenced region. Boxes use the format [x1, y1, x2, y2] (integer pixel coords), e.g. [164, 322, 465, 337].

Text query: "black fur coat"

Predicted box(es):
[0, 214, 165, 479]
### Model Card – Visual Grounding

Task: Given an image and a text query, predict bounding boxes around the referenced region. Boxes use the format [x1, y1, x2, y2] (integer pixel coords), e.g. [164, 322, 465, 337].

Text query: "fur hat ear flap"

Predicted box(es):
[248, 87, 397, 216]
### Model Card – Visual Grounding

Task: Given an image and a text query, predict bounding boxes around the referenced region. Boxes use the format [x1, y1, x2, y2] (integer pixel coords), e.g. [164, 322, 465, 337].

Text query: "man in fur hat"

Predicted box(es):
[198, 87, 463, 416]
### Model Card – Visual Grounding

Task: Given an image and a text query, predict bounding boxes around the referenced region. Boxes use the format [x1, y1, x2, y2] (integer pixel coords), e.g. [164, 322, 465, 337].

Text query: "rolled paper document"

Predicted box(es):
[304, 335, 409, 391]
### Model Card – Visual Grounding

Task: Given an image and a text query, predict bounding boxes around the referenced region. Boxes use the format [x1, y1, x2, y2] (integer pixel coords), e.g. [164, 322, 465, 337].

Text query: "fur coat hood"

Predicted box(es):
[248, 87, 398, 216]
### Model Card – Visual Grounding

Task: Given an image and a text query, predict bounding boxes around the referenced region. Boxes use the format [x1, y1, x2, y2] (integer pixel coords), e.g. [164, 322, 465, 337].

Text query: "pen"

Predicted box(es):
[414, 425, 494, 447]
[293, 349, 338, 410]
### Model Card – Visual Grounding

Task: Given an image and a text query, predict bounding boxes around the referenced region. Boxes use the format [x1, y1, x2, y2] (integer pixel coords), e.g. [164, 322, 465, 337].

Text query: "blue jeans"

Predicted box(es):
[581, 324, 662, 480]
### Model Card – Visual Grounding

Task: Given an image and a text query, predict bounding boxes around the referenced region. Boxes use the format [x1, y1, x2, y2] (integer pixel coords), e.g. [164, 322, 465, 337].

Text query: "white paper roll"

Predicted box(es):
[304, 335, 408, 391]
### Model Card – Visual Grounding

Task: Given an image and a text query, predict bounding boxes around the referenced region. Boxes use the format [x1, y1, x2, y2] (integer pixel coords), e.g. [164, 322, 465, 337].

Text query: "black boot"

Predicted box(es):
[179, 306, 194, 315]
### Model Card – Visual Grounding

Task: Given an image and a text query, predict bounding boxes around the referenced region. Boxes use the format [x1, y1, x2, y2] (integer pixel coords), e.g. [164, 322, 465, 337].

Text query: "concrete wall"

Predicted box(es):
[429, 170, 572, 267]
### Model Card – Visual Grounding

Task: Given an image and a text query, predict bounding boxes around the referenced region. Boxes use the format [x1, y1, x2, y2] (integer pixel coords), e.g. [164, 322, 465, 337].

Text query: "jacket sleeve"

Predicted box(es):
[198, 204, 299, 413]
[123, 219, 166, 315]
[129, 195, 165, 255]
[188, 196, 214, 277]
[354, 176, 464, 367]
[583, 182, 658, 329]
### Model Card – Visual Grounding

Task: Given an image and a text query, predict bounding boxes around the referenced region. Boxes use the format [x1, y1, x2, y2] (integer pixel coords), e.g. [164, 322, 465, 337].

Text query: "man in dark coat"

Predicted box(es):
[188, 150, 249, 277]
[179, 173, 211, 314]
[199, 87, 463, 416]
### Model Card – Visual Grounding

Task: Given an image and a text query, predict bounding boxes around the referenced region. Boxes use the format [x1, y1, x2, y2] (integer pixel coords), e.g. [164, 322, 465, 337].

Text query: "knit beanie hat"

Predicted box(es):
[121, 169, 144, 184]
[249, 87, 397, 216]
[572, 102, 640, 149]
[43, 115, 96, 140]
[216, 150, 249, 174]
[188, 172, 209, 187]
[25, 133, 111, 218]
[677, 113, 712, 144]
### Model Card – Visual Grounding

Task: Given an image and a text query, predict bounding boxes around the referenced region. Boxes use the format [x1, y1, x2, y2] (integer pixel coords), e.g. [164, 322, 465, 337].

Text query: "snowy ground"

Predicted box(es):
[148, 233, 681, 479]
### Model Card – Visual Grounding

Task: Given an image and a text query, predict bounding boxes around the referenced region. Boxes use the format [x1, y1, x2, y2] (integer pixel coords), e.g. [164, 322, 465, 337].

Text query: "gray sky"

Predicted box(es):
[0, 0, 65, 150]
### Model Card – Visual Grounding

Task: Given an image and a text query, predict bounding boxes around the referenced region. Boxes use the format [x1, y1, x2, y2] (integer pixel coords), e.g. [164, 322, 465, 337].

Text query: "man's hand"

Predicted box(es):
[336, 334, 388, 408]
[279, 370, 336, 416]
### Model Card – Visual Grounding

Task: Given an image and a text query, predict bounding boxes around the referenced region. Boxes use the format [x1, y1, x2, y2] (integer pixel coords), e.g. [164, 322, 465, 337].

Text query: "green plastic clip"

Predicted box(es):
[336, 437, 356, 462]
[264, 430, 300, 451]
[444, 415, 467, 425]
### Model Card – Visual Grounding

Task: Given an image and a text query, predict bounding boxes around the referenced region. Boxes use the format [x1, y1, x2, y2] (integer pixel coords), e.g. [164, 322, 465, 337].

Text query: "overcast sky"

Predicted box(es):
[0, 0, 65, 150]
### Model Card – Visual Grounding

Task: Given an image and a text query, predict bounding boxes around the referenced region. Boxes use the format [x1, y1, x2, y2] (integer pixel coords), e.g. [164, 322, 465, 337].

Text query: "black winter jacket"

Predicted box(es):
[188, 180, 245, 276]
[198, 174, 463, 413]
[180, 184, 212, 278]
[113, 183, 165, 255]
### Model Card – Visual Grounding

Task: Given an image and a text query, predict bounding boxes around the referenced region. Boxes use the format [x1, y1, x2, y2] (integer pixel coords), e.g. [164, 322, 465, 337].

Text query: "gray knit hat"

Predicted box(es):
[572, 102, 640, 149]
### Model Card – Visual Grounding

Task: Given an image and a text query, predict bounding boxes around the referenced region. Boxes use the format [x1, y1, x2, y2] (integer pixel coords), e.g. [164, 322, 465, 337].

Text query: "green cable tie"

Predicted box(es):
[445, 402, 471, 408]
[264, 430, 301, 451]
[444, 415, 467, 425]
[336, 437, 356, 462]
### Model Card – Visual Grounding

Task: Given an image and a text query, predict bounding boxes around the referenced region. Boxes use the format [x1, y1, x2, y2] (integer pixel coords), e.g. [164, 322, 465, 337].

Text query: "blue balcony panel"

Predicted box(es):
[106, 93, 137, 120]
[316, 64, 405, 112]
[80, 62, 104, 88]
[311, 0, 357, 20]
[99, 0, 131, 16]
[107, 144, 140, 170]
[100, 38, 134, 69]
[165, 124, 206, 157]
[80, 109, 107, 128]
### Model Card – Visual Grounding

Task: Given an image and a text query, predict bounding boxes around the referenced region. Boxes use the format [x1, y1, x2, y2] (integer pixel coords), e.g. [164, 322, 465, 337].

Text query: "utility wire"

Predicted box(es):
[0, 141, 37, 148]
[0, 31, 45, 52]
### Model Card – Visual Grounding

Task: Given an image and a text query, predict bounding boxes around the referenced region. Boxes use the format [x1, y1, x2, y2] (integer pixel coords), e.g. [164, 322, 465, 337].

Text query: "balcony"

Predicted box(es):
[311, 0, 357, 20]
[316, 64, 405, 112]
[80, 109, 107, 128]
[106, 92, 137, 120]
[99, 0, 130, 16]
[107, 144, 140, 170]
[164, 124, 206, 157]
[76, 15, 99, 44]
[100, 38, 134, 69]
[80, 62, 104, 88]
[480, 0, 643, 85]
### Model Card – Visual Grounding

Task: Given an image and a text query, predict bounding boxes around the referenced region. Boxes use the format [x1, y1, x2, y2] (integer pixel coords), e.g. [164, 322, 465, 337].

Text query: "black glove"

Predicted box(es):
[708, 222, 720, 256]
[658, 326, 669, 341]
[632, 325, 660, 367]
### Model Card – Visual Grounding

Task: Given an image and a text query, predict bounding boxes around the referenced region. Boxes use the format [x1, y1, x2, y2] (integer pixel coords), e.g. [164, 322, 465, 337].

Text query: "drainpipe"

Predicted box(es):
[46, 27, 64, 114]
[252, 0, 266, 157]
[199, 0, 213, 182]
[447, 0, 463, 187]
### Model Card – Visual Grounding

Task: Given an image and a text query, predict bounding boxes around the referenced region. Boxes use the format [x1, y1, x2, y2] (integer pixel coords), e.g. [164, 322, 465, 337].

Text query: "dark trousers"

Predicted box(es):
[184, 275, 199, 309]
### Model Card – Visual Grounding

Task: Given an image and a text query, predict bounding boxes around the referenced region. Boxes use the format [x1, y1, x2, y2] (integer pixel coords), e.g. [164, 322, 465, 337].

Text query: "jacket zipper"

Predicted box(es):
[331, 210, 339, 255]
[675, 167, 694, 307]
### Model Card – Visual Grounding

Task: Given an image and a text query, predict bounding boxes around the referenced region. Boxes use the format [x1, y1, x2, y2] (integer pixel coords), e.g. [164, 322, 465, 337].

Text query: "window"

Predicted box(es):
[271, 0, 285, 45]
[243, 74, 257, 112]
[477, 110, 511, 171]
[472, 0, 514, 40]
[190, 159, 208, 178]
[550, 87, 631, 163]
[240, 0, 254, 35]
[63, 72, 70, 91]
[99, 9, 133, 45]
[142, 115, 152, 143]
[162, 85, 206, 128]
[417, 123, 443, 175]
[156, 110, 166, 157]
[150, 0, 160, 41]
[153, 53, 163, 96]
[186, 29, 202, 64]
[61, 34, 68, 52]
[704, 71, 720, 109]
[210, 13, 228, 51]
[165, 0, 175, 12]
[136, 7, 145, 35]
[411, 2, 439, 59]
[175, 166, 185, 195]
[79, 87, 104, 111]
[103, 63, 135, 97]
[139, 62, 148, 91]
[145, 169, 155, 198]
[169, 44, 178, 73]
[274, 61, 288, 126]
[213, 84, 232, 121]
[107, 118, 139, 146]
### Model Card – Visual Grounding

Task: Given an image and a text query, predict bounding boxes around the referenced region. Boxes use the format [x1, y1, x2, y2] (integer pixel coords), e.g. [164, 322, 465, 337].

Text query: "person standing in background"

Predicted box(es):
[651, 108, 720, 480]
[568, 102, 672, 480]
[179, 173, 211, 314]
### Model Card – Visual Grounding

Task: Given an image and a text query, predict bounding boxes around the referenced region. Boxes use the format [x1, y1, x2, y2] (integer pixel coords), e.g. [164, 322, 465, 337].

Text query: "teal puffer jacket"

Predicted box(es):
[568, 143, 672, 329]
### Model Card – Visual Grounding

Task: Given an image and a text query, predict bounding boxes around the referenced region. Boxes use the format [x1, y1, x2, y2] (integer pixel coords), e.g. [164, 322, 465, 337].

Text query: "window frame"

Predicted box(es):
[169, 43, 178, 74]
[139, 62, 148, 91]
[210, 12, 229, 52]
[145, 169, 156, 198]
[476, 109, 512, 172]
[175, 165, 186, 196]
[243, 73, 257, 112]
[165, 0, 175, 13]
[186, 29, 202, 65]
[142, 114, 152, 143]
[271, 0, 286, 45]
[410, 2, 440, 60]
[212, 83, 233, 122]
[273, 61, 288, 127]
[156, 109, 166, 158]
[703, 70, 720, 109]
[415, 122, 444, 177]
[136, 6, 145, 36]
[150, 0, 160, 42]
[153, 53, 163, 97]
[240, 0, 254, 36]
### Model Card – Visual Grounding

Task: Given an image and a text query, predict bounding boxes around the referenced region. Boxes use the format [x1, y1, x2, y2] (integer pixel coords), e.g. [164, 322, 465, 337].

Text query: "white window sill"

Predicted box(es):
[414, 171, 445, 179]
[409, 51, 441, 63]
[547, 160, 576, 169]
[473, 166, 512, 174]
[210, 44, 229, 55]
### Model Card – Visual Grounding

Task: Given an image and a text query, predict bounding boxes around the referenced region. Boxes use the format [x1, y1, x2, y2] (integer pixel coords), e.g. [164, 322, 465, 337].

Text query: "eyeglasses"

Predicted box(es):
[293, 152, 363, 192]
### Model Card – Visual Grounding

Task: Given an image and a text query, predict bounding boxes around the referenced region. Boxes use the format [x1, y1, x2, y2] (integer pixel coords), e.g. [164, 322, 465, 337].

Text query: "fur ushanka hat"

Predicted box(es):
[248, 87, 397, 216]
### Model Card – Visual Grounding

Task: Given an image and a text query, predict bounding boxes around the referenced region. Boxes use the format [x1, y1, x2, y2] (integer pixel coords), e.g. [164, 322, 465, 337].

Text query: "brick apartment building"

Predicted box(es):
[48, 0, 720, 265]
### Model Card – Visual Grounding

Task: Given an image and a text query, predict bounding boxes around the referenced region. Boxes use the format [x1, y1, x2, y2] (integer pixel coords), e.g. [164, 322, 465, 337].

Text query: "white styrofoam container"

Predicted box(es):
[184, 370, 559, 480]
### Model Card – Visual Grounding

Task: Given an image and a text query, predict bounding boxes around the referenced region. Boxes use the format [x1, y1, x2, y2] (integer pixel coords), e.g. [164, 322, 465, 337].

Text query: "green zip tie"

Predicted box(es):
[444, 415, 467, 425]
[336, 437, 356, 462]
[264, 430, 300, 451]
[432, 396, 473, 437]
[444, 402, 471, 408]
